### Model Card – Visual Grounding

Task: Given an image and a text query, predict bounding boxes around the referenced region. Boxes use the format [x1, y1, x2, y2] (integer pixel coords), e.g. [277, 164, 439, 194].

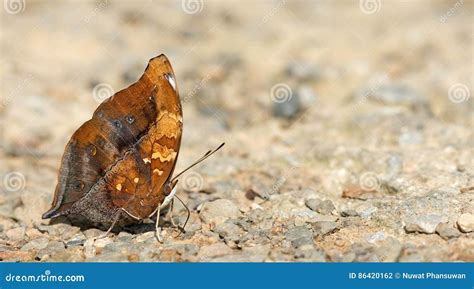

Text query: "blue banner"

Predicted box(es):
[0, 263, 472, 289]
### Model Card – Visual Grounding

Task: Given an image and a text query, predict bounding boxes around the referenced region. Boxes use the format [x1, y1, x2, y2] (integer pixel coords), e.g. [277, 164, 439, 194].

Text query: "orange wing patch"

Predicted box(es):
[153, 111, 182, 139]
[107, 153, 141, 208]
[151, 143, 177, 162]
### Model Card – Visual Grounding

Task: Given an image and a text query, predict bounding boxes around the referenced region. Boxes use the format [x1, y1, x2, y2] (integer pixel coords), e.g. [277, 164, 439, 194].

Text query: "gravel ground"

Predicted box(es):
[0, 0, 473, 262]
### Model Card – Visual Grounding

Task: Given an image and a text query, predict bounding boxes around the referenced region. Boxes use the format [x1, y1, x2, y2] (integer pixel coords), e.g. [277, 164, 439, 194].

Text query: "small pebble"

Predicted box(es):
[6, 227, 26, 242]
[318, 200, 336, 215]
[21, 237, 49, 251]
[247, 182, 270, 200]
[305, 199, 336, 215]
[25, 228, 43, 239]
[83, 228, 105, 239]
[117, 231, 133, 241]
[457, 213, 474, 233]
[341, 209, 358, 217]
[213, 220, 243, 242]
[366, 231, 386, 243]
[405, 214, 443, 234]
[405, 215, 443, 234]
[66, 233, 87, 247]
[357, 204, 378, 219]
[37, 241, 65, 259]
[83, 239, 96, 258]
[310, 221, 337, 236]
[93, 237, 113, 248]
[374, 237, 402, 262]
[134, 231, 155, 243]
[199, 199, 240, 225]
[285, 226, 313, 248]
[183, 215, 203, 233]
[305, 198, 321, 211]
[435, 223, 461, 240]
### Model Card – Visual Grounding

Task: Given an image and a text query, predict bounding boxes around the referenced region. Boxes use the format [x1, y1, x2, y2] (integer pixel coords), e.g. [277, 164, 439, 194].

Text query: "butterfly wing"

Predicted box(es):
[109, 55, 183, 218]
[42, 55, 182, 221]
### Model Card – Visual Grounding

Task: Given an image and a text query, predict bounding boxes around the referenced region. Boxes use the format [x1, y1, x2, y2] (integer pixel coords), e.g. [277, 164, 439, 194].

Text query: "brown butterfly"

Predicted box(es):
[42, 54, 223, 241]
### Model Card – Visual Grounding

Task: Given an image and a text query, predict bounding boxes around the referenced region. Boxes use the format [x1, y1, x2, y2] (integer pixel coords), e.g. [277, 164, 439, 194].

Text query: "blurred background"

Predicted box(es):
[0, 0, 473, 262]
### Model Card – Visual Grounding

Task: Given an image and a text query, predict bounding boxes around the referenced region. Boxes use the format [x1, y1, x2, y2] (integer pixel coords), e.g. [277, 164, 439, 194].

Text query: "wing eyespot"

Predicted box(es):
[74, 181, 84, 192]
[112, 119, 122, 129]
[126, 115, 135, 124]
[86, 144, 97, 156]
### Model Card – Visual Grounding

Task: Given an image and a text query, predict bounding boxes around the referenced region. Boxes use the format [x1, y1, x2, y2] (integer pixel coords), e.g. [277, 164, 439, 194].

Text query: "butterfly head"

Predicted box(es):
[163, 179, 178, 196]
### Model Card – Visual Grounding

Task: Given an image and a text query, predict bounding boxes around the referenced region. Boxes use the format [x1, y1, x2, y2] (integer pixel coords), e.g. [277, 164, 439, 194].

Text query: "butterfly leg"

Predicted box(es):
[169, 198, 179, 228]
[153, 180, 179, 242]
[146, 203, 163, 242]
[95, 209, 122, 240]
[95, 207, 142, 240]
[154, 204, 163, 242]
[174, 195, 190, 235]
[168, 197, 188, 238]
[121, 207, 141, 220]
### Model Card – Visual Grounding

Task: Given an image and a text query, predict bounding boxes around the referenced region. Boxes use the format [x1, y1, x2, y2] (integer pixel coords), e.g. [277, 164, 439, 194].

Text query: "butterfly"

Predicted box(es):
[42, 54, 223, 241]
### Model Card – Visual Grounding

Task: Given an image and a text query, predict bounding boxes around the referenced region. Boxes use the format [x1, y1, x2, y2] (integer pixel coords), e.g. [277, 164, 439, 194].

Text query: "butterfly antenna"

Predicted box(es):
[171, 142, 225, 182]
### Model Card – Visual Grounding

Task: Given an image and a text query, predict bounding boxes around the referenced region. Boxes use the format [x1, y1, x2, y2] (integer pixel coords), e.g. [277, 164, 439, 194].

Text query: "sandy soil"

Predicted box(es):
[0, 0, 473, 262]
